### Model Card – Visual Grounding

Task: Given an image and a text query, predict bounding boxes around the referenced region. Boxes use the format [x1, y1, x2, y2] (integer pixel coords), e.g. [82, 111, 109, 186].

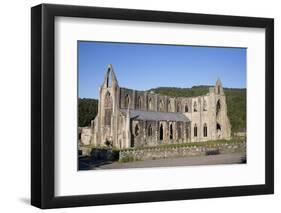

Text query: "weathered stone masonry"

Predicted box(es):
[81, 64, 231, 149]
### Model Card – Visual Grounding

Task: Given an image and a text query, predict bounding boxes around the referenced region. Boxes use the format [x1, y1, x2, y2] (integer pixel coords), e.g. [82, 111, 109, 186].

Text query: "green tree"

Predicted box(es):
[78, 98, 99, 127]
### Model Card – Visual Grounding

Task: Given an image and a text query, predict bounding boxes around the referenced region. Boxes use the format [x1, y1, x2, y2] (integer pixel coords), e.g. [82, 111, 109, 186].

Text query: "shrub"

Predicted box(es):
[205, 149, 220, 155]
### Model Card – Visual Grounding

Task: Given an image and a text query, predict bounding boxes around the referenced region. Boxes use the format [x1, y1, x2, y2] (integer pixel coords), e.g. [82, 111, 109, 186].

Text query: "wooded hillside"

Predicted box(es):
[78, 86, 246, 134]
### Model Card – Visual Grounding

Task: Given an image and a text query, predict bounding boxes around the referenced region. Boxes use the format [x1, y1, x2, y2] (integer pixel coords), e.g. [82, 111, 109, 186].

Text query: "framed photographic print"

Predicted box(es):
[31, 3, 274, 209]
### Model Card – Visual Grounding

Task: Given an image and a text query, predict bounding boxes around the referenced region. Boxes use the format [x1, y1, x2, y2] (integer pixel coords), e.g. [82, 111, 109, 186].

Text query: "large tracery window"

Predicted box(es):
[104, 109, 112, 126]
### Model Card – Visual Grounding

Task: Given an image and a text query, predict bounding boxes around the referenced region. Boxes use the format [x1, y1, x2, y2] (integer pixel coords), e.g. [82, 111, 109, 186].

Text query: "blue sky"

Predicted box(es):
[78, 41, 246, 99]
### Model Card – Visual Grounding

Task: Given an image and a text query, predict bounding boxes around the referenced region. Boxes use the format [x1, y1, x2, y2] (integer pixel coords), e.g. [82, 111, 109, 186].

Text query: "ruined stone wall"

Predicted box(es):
[79, 127, 93, 145]
[130, 119, 189, 148]
[119, 87, 195, 113]
[90, 65, 231, 149]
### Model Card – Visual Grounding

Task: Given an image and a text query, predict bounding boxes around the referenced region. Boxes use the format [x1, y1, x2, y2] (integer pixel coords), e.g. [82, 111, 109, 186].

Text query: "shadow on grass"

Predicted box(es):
[79, 157, 116, 170]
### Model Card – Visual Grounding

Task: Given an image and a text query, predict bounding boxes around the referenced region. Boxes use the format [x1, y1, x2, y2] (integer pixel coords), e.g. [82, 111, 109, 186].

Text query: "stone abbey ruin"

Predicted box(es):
[80, 64, 231, 149]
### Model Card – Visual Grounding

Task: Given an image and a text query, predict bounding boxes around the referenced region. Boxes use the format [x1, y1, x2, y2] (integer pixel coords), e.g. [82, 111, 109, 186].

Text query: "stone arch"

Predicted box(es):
[203, 123, 208, 137]
[103, 64, 118, 89]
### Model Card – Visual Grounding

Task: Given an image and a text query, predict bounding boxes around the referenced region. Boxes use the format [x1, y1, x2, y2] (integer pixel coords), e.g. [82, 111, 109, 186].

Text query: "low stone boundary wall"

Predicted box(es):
[119, 142, 246, 162]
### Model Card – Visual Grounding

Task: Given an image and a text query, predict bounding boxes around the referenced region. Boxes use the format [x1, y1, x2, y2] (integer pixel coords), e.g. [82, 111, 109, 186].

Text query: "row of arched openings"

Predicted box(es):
[134, 123, 183, 141]
[134, 124, 153, 137]
[193, 123, 208, 137]
[124, 94, 208, 113]
[158, 124, 182, 141]
[138, 122, 219, 139]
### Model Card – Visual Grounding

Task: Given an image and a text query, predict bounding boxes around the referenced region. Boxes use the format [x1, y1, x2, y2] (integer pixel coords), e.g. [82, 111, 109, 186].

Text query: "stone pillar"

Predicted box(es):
[125, 108, 131, 148]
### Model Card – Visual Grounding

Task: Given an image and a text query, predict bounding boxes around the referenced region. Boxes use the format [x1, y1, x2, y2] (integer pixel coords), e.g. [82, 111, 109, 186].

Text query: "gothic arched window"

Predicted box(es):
[159, 100, 164, 112]
[177, 103, 181, 112]
[168, 100, 172, 112]
[125, 94, 130, 108]
[148, 124, 153, 136]
[203, 123, 207, 137]
[193, 101, 197, 112]
[185, 104, 189, 112]
[169, 124, 173, 139]
[160, 124, 163, 140]
[178, 125, 182, 139]
[217, 123, 221, 131]
[137, 96, 142, 109]
[135, 124, 139, 136]
[203, 99, 207, 111]
[148, 98, 152, 110]
[194, 124, 198, 137]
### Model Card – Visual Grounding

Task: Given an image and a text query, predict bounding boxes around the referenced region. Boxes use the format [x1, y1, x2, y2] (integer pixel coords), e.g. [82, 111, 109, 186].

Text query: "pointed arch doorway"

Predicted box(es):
[160, 124, 164, 141]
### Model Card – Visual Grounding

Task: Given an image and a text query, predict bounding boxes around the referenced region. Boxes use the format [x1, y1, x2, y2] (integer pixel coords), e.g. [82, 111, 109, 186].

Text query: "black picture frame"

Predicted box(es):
[31, 3, 274, 209]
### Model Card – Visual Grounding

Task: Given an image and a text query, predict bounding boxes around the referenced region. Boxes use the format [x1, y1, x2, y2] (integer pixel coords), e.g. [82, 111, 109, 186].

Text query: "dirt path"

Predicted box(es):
[86, 152, 246, 170]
